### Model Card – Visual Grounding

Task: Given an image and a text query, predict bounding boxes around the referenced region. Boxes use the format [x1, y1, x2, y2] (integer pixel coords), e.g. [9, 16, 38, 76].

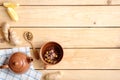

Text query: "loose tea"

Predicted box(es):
[43, 47, 60, 64]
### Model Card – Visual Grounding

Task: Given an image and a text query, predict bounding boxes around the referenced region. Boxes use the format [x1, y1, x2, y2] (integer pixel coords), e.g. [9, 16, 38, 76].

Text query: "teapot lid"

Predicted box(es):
[9, 52, 32, 74]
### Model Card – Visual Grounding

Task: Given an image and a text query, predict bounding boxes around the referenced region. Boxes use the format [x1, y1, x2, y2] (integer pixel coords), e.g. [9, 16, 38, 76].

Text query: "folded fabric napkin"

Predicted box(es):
[0, 47, 42, 80]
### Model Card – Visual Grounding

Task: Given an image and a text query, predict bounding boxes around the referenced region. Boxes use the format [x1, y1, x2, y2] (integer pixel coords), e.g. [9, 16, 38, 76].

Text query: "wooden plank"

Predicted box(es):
[113, 0, 120, 5]
[39, 70, 120, 80]
[1, 28, 120, 48]
[1, 6, 120, 27]
[33, 49, 120, 69]
[0, 0, 113, 5]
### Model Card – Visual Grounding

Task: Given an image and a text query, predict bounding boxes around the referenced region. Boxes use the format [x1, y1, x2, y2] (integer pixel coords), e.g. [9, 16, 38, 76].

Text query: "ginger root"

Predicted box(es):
[2, 22, 10, 42]
[2, 22, 21, 46]
[9, 29, 21, 45]
[44, 71, 62, 80]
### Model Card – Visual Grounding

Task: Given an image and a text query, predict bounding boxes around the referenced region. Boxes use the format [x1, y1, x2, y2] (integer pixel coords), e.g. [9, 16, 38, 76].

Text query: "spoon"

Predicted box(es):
[24, 31, 39, 60]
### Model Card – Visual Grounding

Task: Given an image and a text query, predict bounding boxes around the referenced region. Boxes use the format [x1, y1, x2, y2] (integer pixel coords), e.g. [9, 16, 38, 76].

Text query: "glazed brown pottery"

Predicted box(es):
[0, 52, 33, 74]
[40, 42, 63, 69]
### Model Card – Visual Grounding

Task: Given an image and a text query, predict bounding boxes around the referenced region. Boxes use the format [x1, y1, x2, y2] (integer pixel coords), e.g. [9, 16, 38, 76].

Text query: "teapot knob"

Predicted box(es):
[13, 62, 19, 66]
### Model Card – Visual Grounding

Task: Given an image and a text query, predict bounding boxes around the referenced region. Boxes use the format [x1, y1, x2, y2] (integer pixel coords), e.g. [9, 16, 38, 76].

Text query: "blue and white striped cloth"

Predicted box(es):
[0, 47, 42, 80]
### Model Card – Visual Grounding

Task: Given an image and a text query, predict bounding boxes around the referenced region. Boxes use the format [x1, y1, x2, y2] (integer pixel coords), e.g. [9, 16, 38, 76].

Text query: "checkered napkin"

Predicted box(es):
[0, 47, 42, 80]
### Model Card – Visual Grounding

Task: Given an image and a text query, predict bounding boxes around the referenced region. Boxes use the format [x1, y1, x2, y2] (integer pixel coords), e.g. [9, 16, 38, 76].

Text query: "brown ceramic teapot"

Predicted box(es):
[0, 52, 33, 74]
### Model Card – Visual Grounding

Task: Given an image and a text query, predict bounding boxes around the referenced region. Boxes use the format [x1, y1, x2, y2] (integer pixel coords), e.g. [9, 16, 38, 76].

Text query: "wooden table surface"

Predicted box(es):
[1, 0, 120, 80]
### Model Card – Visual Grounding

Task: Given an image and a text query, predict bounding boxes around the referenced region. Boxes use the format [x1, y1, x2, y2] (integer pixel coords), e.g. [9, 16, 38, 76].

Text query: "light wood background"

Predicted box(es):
[0, 0, 120, 80]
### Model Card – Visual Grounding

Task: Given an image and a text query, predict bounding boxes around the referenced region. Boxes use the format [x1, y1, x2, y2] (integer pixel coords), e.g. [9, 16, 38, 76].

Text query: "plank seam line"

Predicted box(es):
[1, 5, 120, 6]
[2, 27, 120, 28]
[1, 47, 120, 49]
[35, 69, 120, 70]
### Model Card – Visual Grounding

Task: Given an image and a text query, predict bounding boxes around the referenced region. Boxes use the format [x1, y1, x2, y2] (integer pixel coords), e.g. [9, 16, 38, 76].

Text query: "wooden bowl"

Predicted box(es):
[39, 42, 63, 68]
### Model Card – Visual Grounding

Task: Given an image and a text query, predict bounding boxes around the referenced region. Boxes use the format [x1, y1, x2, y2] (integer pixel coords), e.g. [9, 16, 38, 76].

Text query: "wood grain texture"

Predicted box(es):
[0, 0, 113, 5]
[0, 0, 120, 79]
[39, 70, 120, 80]
[33, 49, 120, 69]
[1, 6, 120, 27]
[1, 28, 120, 48]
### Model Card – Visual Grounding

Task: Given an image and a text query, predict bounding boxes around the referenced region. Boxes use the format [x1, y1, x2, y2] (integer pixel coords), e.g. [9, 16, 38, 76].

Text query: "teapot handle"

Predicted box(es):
[0, 64, 9, 69]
